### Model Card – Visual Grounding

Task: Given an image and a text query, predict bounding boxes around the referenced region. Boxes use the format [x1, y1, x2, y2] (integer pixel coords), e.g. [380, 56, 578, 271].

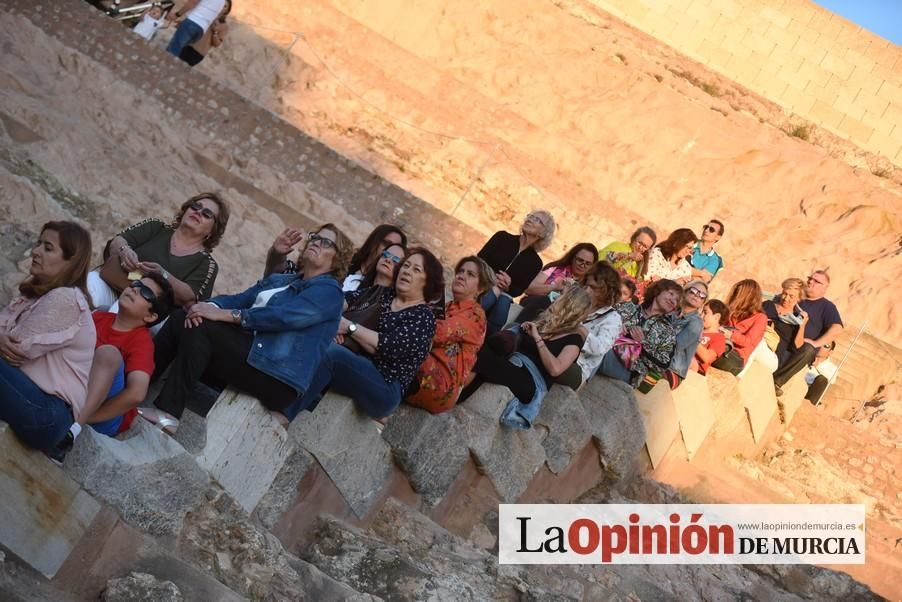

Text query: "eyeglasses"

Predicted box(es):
[525, 214, 546, 227]
[573, 257, 594, 269]
[130, 280, 159, 309]
[687, 287, 708, 299]
[807, 276, 827, 286]
[381, 249, 402, 264]
[703, 224, 719, 233]
[633, 240, 650, 252]
[188, 201, 217, 220]
[307, 232, 337, 249]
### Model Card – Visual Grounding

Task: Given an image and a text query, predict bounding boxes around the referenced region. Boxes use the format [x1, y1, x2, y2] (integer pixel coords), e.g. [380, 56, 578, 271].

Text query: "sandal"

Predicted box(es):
[137, 407, 179, 436]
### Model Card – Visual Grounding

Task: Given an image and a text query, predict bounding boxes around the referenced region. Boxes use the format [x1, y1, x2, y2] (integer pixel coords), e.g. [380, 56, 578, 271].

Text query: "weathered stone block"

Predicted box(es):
[778, 370, 810, 425]
[194, 388, 293, 514]
[534, 386, 593, 474]
[450, 383, 509, 459]
[737, 360, 780, 442]
[102, 572, 182, 602]
[672, 370, 716, 460]
[578, 377, 645, 484]
[253, 445, 316, 530]
[63, 420, 209, 536]
[0, 422, 100, 578]
[289, 393, 394, 518]
[634, 380, 680, 468]
[381, 404, 469, 507]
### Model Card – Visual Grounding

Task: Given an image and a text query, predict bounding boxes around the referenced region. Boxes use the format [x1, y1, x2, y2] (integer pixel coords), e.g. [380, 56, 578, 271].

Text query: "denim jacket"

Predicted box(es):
[210, 273, 343, 397]
[669, 310, 703, 378]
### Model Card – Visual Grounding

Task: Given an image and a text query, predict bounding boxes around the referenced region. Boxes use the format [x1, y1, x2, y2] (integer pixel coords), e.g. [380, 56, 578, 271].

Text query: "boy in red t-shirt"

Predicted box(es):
[84, 273, 174, 436]
[691, 299, 730, 375]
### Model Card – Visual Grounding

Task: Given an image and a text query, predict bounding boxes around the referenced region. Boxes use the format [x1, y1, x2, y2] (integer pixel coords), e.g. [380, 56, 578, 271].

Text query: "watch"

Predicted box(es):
[347, 321, 358, 335]
[231, 309, 242, 324]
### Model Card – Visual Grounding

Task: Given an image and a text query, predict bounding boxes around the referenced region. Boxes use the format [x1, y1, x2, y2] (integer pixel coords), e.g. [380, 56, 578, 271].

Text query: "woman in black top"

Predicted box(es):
[459, 286, 590, 428]
[477, 210, 556, 334]
[280, 248, 442, 421]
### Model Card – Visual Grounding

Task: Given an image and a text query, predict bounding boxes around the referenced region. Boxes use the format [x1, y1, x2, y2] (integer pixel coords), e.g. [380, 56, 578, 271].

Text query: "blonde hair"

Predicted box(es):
[781, 277, 806, 299]
[533, 285, 592, 337]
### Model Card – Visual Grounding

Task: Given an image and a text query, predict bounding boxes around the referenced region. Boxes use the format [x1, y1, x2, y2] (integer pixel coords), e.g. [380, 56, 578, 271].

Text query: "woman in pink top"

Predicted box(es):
[0, 221, 95, 451]
[724, 279, 768, 366]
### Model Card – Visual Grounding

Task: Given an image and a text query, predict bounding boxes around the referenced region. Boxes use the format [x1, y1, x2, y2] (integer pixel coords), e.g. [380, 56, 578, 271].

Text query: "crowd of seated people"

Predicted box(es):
[0, 201, 848, 460]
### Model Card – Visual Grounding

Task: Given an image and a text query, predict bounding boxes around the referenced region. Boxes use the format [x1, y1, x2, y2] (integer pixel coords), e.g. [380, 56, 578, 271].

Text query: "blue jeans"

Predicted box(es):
[0, 359, 74, 450]
[166, 19, 204, 57]
[499, 352, 549, 430]
[89, 363, 126, 437]
[597, 349, 633, 384]
[480, 288, 513, 336]
[282, 343, 402, 421]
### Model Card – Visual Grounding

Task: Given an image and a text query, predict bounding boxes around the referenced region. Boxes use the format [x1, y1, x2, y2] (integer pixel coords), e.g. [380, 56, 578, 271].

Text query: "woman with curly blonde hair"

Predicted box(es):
[459, 286, 590, 429]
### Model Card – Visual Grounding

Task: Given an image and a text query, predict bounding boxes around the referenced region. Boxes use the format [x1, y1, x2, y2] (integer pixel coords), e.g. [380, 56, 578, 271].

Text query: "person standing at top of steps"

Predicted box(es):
[774, 270, 843, 396]
[165, 0, 227, 58]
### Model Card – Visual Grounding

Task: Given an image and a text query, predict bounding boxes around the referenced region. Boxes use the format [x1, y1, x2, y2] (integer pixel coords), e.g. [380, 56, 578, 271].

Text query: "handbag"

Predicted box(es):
[342, 286, 385, 355]
[763, 323, 781, 352]
[612, 335, 642, 370]
[712, 346, 745, 375]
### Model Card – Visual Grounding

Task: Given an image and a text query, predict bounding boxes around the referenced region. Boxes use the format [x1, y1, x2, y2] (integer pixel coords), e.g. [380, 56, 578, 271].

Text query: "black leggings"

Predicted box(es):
[153, 310, 297, 418]
[458, 345, 536, 404]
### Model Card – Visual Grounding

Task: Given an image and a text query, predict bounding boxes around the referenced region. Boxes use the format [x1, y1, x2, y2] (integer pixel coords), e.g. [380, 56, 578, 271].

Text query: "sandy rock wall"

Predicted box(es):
[589, 0, 902, 163]
[197, 0, 902, 348]
[0, 0, 485, 306]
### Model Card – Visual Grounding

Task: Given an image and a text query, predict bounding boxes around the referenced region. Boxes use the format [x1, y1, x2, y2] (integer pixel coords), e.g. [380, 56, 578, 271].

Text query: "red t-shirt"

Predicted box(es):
[695, 330, 726, 375]
[92, 312, 154, 376]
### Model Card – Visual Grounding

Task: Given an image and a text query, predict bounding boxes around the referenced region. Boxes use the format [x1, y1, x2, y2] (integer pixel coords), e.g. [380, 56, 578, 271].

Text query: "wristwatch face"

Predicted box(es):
[348, 322, 358, 334]
[232, 309, 241, 322]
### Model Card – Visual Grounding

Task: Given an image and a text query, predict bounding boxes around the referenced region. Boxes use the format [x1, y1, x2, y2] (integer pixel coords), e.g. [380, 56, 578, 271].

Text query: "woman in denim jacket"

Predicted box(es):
[142, 223, 354, 434]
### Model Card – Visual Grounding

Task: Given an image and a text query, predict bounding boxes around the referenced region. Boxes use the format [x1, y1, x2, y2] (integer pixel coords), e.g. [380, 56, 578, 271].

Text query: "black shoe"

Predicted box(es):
[45, 431, 74, 467]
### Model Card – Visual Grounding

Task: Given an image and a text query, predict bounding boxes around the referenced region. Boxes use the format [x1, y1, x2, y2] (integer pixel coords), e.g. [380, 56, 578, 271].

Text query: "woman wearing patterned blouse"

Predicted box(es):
[406, 256, 494, 414]
[282, 248, 442, 421]
[598, 279, 681, 387]
[643, 228, 698, 285]
[87, 193, 229, 309]
[0, 221, 95, 451]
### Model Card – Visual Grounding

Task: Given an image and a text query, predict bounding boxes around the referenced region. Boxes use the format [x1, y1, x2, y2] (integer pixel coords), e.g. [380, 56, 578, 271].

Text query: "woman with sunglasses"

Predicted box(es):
[87, 193, 230, 310]
[664, 280, 708, 388]
[0, 221, 96, 452]
[264, 224, 407, 293]
[142, 225, 354, 434]
[477, 210, 556, 335]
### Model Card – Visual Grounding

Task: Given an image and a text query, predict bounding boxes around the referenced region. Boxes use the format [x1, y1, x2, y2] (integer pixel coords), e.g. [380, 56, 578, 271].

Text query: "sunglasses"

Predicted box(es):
[703, 224, 719, 233]
[130, 280, 159, 309]
[307, 232, 337, 249]
[807, 276, 827, 286]
[381, 249, 402, 264]
[525, 214, 546, 227]
[188, 201, 217, 220]
[687, 287, 708, 299]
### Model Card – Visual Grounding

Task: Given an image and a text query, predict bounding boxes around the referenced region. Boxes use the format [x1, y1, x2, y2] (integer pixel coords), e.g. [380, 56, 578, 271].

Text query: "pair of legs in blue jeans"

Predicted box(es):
[281, 343, 401, 421]
[0, 359, 74, 450]
[166, 19, 204, 58]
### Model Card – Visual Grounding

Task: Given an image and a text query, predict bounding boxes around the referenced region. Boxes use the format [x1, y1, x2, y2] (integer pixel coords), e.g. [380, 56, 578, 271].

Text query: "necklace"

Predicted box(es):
[170, 232, 203, 256]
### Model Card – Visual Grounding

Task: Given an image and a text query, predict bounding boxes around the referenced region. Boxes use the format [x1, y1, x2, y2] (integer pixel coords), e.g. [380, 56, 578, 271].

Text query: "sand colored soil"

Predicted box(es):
[194, 0, 902, 346]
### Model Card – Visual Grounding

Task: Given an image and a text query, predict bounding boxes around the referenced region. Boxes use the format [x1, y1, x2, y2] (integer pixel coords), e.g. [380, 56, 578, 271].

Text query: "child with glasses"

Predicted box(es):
[45, 274, 175, 461]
